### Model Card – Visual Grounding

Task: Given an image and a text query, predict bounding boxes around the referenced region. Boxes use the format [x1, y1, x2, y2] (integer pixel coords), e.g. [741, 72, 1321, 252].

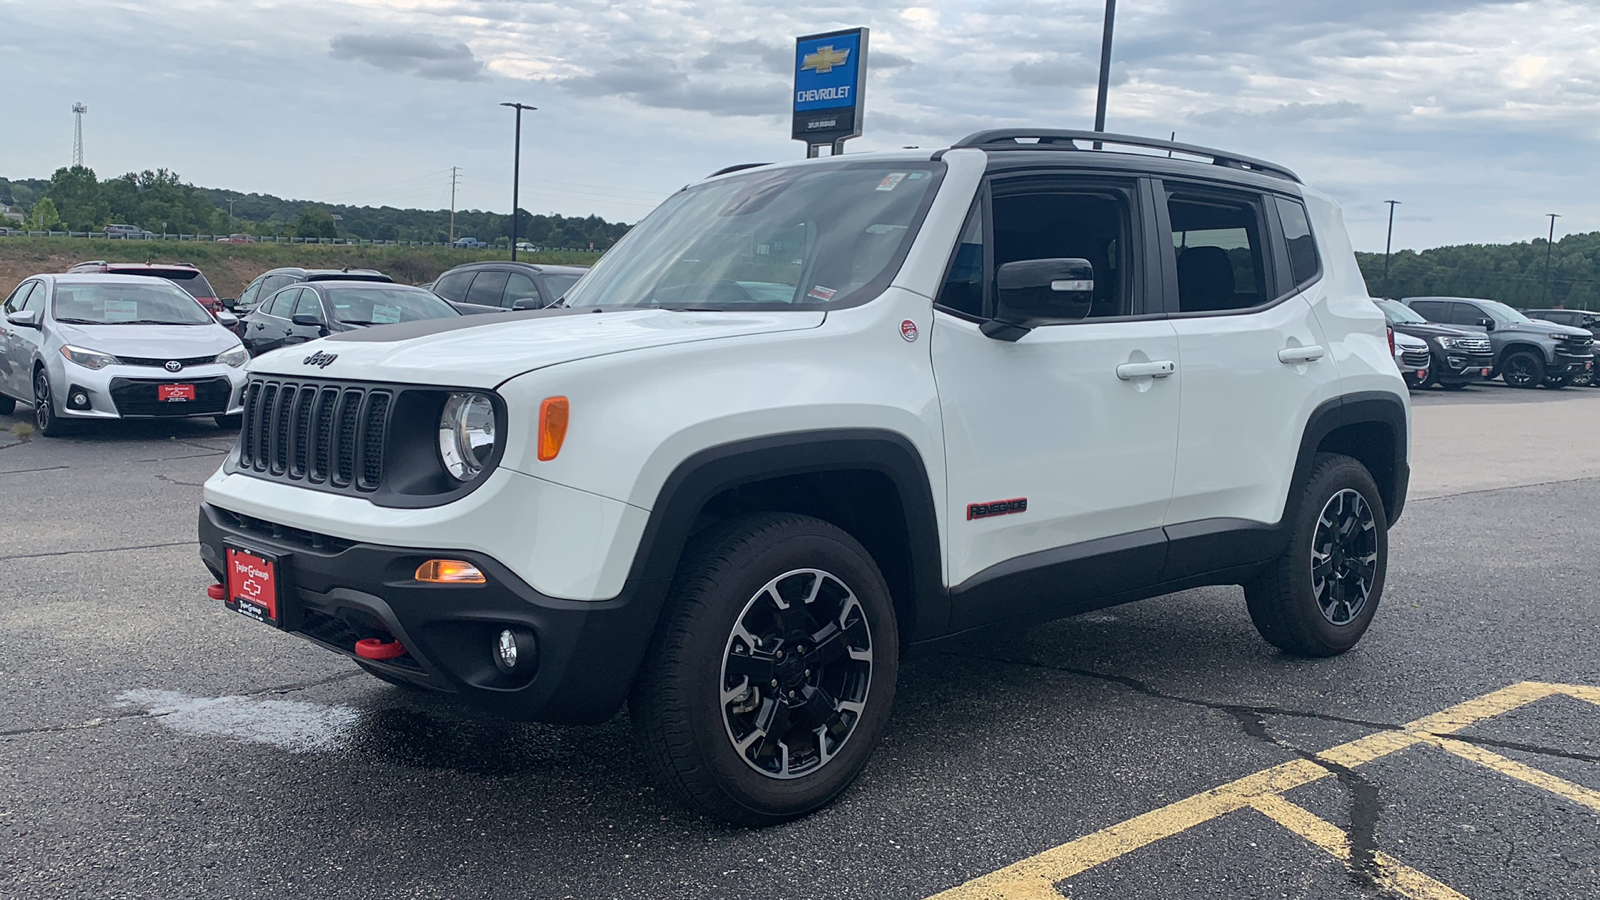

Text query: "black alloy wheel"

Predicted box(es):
[1500, 351, 1544, 389]
[1310, 489, 1379, 627]
[719, 568, 874, 780]
[1573, 368, 1595, 388]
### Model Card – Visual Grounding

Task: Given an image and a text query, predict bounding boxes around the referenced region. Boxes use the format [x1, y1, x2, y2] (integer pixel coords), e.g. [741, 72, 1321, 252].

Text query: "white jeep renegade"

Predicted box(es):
[200, 130, 1410, 824]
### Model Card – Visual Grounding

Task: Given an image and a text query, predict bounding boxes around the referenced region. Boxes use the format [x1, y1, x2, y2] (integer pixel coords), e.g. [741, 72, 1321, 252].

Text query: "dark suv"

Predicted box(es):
[1524, 308, 1600, 386]
[1373, 299, 1493, 389]
[1404, 296, 1594, 388]
[232, 267, 391, 315]
[425, 261, 588, 313]
[65, 261, 223, 316]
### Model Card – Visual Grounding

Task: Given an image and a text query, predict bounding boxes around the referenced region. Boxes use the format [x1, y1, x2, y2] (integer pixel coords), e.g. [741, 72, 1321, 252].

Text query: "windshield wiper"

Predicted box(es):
[53, 317, 100, 324]
[112, 319, 202, 325]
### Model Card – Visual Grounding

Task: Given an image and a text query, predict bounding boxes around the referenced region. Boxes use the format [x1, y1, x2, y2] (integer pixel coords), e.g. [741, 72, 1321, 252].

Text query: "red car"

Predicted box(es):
[65, 261, 225, 316]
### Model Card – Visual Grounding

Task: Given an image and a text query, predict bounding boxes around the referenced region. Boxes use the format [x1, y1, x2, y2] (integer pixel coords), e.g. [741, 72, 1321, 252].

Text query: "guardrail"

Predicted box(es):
[0, 231, 569, 249]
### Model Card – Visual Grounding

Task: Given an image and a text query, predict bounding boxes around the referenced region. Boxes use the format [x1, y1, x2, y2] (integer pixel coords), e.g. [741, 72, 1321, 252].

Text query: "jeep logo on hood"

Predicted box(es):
[303, 351, 338, 368]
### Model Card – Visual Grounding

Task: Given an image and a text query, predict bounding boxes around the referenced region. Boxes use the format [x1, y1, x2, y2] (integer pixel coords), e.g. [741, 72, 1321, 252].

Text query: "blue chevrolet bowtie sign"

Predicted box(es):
[792, 27, 868, 149]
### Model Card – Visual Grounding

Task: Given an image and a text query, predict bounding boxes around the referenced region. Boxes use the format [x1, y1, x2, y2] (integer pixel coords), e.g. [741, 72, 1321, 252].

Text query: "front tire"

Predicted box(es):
[630, 513, 899, 825]
[0, 394, 14, 415]
[1500, 351, 1545, 389]
[1245, 453, 1388, 657]
[33, 369, 74, 437]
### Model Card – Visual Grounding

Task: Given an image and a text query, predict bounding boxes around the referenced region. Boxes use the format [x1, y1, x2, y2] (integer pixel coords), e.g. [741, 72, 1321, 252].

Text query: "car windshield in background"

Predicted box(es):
[1376, 299, 1427, 324]
[52, 283, 214, 325]
[324, 287, 460, 325]
[116, 270, 217, 299]
[560, 162, 943, 311]
[543, 274, 583, 300]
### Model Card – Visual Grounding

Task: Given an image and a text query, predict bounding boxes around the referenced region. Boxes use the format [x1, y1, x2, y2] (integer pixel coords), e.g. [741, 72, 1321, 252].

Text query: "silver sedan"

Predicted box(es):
[0, 273, 248, 436]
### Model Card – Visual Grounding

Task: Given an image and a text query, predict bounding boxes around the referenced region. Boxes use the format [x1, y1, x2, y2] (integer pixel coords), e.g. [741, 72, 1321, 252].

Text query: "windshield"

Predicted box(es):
[52, 282, 214, 325]
[560, 161, 943, 311]
[1476, 299, 1531, 324]
[1375, 299, 1427, 325]
[324, 286, 460, 325]
[543, 274, 583, 301]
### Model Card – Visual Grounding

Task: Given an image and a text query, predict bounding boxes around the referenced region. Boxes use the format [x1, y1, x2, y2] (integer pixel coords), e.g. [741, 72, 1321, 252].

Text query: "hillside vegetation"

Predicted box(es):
[1356, 231, 1600, 309]
[0, 237, 598, 299]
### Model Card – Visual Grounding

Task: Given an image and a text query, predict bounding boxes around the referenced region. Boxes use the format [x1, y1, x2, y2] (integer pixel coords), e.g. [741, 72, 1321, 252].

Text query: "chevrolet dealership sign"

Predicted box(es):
[793, 27, 868, 151]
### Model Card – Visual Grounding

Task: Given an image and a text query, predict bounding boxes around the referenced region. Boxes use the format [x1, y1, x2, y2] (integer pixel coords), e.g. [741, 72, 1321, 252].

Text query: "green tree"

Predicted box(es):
[29, 197, 62, 231]
[294, 207, 338, 239]
[43, 165, 109, 231]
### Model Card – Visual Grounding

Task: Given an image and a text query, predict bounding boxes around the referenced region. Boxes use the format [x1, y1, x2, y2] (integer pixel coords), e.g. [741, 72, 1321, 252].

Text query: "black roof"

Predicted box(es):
[435, 261, 590, 277]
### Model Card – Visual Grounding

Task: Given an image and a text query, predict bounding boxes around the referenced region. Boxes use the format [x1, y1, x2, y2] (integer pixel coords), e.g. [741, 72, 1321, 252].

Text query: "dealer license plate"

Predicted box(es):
[160, 383, 196, 402]
[225, 546, 283, 628]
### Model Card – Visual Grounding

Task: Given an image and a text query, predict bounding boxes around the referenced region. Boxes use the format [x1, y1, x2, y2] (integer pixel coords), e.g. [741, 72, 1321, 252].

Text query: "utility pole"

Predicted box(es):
[1382, 200, 1401, 299]
[227, 198, 237, 219]
[71, 103, 87, 167]
[1092, 0, 1116, 149]
[500, 103, 537, 261]
[449, 167, 459, 242]
[1543, 213, 1561, 305]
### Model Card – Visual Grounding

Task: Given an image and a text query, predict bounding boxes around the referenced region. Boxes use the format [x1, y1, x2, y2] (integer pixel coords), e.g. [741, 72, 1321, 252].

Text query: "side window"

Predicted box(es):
[1168, 189, 1270, 313]
[4, 281, 37, 314]
[433, 271, 475, 303]
[237, 280, 262, 309]
[293, 290, 324, 321]
[21, 283, 46, 314]
[259, 274, 294, 298]
[991, 184, 1135, 319]
[465, 270, 510, 307]
[1275, 197, 1320, 288]
[263, 288, 299, 318]
[504, 272, 541, 308]
[1450, 303, 1487, 327]
[935, 204, 985, 318]
[1408, 301, 1446, 322]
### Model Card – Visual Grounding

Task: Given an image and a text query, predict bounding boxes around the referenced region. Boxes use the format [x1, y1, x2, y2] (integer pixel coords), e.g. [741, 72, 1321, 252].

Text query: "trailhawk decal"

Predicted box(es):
[967, 498, 1028, 521]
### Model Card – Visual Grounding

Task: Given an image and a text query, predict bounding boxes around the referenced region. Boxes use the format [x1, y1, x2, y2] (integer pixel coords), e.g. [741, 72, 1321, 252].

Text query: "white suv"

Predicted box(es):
[198, 130, 1410, 824]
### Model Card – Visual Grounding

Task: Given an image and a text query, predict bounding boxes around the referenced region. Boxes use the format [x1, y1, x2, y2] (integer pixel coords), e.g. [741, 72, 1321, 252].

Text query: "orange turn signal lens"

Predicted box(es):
[414, 559, 486, 584]
[538, 396, 569, 461]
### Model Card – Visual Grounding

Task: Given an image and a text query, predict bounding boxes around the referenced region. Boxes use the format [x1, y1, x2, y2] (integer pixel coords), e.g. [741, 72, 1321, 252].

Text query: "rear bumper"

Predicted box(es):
[198, 503, 665, 724]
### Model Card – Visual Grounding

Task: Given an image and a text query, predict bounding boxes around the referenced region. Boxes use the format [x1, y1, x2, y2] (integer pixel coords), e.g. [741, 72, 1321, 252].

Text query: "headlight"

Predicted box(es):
[1435, 337, 1457, 349]
[59, 345, 119, 370]
[1551, 333, 1576, 342]
[438, 392, 498, 482]
[214, 345, 249, 368]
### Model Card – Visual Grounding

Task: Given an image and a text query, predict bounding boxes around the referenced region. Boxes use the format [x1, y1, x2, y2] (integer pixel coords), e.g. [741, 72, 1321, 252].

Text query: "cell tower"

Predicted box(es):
[72, 103, 87, 167]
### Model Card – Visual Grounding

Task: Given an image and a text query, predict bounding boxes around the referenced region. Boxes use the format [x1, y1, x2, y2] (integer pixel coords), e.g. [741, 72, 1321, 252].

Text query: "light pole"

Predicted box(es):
[1092, 0, 1116, 148]
[1542, 213, 1560, 306]
[500, 102, 537, 261]
[1382, 200, 1401, 299]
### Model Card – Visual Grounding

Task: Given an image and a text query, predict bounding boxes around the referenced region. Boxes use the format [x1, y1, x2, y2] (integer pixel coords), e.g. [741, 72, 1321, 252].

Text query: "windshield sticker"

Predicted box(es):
[806, 285, 838, 301]
[370, 304, 402, 324]
[876, 173, 907, 192]
[103, 299, 138, 322]
[907, 171, 929, 181]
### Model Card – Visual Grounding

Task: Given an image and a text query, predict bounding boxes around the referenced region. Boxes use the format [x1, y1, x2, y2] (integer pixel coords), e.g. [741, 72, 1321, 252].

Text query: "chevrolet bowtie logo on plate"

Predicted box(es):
[801, 45, 850, 75]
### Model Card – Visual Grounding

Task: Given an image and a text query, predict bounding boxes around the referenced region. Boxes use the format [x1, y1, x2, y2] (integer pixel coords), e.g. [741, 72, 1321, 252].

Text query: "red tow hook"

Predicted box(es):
[207, 583, 226, 601]
[355, 638, 407, 660]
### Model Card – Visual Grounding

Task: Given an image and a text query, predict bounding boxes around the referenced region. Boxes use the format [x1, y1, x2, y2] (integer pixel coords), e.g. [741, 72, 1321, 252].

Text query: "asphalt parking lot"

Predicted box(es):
[2, 382, 1597, 900]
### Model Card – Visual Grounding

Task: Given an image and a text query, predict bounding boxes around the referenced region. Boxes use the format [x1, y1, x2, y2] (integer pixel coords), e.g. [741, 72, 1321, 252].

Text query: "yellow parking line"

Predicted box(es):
[925, 681, 1597, 900]
[1429, 737, 1600, 814]
[1249, 794, 1472, 900]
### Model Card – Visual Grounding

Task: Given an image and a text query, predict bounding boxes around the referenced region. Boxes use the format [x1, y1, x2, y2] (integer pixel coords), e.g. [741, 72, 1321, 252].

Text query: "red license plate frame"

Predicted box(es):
[160, 383, 196, 402]
[225, 545, 284, 628]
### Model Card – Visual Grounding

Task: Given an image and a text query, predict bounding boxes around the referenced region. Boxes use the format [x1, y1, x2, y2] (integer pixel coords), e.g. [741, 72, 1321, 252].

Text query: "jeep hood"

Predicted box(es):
[245, 308, 826, 387]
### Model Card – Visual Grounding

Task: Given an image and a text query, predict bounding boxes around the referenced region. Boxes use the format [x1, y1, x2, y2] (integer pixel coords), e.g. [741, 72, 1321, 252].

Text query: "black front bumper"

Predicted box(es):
[1434, 350, 1495, 384]
[1553, 353, 1595, 376]
[198, 503, 667, 724]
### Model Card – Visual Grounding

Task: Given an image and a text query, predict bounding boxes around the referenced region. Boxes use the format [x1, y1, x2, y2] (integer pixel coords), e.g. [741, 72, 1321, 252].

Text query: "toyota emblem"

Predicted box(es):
[164, 360, 183, 373]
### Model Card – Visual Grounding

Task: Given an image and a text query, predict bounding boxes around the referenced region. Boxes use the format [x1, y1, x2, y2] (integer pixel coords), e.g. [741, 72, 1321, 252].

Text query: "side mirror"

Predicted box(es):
[291, 313, 322, 327]
[221, 297, 238, 310]
[6, 309, 40, 328]
[981, 258, 1095, 341]
[1477, 317, 1495, 331]
[216, 311, 239, 328]
[511, 297, 545, 310]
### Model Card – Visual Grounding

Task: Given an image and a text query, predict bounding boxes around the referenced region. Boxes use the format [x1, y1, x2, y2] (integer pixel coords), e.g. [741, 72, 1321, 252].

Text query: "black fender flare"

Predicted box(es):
[1289, 391, 1410, 526]
[625, 428, 948, 641]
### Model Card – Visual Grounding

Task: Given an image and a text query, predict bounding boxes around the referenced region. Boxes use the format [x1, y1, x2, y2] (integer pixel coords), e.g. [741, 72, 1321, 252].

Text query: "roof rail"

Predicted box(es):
[951, 129, 1300, 183]
[708, 163, 769, 178]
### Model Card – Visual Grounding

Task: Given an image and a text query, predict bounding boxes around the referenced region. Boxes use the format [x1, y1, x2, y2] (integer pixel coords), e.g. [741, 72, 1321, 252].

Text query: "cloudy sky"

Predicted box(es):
[3, 0, 1597, 250]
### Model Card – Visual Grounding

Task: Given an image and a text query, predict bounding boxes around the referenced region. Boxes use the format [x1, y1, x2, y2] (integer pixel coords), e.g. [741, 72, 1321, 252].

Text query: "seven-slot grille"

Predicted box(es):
[1401, 347, 1430, 368]
[238, 378, 392, 491]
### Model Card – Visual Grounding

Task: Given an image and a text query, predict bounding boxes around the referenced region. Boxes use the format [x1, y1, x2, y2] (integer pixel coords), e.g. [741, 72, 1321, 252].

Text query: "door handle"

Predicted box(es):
[1116, 360, 1177, 380]
[1278, 345, 1325, 364]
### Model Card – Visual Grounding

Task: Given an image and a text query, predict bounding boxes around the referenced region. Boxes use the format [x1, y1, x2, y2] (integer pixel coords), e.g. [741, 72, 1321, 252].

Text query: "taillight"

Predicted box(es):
[1387, 326, 1395, 356]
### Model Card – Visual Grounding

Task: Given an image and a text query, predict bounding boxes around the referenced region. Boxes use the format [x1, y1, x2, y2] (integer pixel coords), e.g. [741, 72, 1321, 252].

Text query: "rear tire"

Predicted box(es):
[1245, 453, 1388, 657]
[1499, 351, 1544, 389]
[630, 512, 898, 825]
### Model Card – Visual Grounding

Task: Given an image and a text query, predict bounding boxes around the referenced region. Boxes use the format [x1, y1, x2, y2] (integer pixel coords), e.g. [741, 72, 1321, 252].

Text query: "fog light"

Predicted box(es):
[415, 559, 486, 584]
[491, 627, 537, 677]
[67, 389, 92, 410]
[495, 630, 519, 672]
